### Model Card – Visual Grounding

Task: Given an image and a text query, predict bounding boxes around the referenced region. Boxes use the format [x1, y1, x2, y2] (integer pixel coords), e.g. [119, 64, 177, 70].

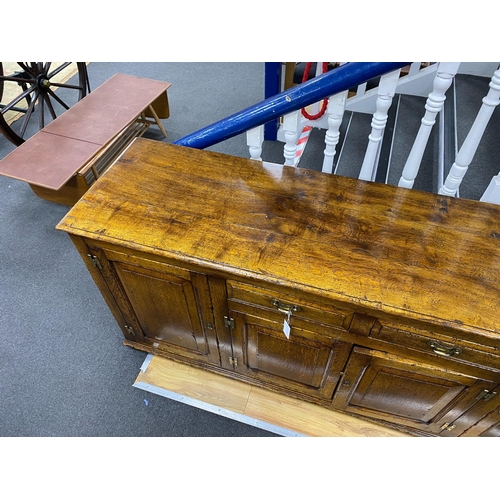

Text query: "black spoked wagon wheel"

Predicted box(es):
[0, 62, 90, 146]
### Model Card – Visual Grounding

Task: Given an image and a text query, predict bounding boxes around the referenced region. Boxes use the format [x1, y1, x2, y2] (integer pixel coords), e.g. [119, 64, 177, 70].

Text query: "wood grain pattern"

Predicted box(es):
[57, 138, 500, 342]
[135, 355, 409, 437]
[228, 308, 351, 402]
[244, 387, 407, 437]
[461, 404, 500, 437]
[332, 346, 499, 435]
[96, 245, 222, 365]
[58, 138, 500, 436]
[136, 355, 252, 414]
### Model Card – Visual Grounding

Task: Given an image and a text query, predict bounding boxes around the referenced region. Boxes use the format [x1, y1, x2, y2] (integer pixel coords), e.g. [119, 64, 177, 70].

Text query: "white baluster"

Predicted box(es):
[283, 111, 301, 166]
[398, 62, 461, 189]
[358, 69, 401, 181]
[480, 172, 500, 205]
[440, 68, 500, 197]
[322, 91, 348, 174]
[247, 125, 264, 161]
[356, 82, 367, 98]
[408, 62, 421, 77]
[315, 62, 325, 77]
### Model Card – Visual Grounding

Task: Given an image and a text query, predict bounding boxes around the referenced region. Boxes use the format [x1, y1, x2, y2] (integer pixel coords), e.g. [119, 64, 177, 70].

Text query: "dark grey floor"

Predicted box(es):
[1, 62, 498, 438]
[0, 62, 280, 437]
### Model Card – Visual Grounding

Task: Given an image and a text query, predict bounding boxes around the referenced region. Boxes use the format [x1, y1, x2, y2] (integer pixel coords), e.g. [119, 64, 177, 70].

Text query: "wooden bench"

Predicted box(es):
[0, 73, 171, 205]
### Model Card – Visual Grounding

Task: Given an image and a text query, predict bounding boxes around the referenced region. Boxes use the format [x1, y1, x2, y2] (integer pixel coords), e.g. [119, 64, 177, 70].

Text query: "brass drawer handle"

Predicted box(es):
[272, 299, 301, 315]
[428, 341, 461, 357]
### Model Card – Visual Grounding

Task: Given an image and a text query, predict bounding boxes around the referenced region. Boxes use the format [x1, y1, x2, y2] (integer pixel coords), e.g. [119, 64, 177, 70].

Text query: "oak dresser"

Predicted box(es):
[57, 138, 500, 436]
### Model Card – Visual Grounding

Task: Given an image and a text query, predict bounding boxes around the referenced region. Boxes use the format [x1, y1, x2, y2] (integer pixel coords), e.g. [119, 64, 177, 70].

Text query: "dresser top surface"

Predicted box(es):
[57, 138, 500, 336]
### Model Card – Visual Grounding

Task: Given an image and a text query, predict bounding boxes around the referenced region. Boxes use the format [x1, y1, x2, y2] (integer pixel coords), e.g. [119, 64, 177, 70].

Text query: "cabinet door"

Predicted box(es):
[462, 412, 500, 437]
[228, 308, 351, 402]
[89, 246, 221, 366]
[332, 347, 500, 435]
[455, 385, 500, 437]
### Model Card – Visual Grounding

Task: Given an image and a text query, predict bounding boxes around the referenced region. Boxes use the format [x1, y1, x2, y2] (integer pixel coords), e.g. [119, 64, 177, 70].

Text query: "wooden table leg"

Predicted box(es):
[147, 104, 168, 138]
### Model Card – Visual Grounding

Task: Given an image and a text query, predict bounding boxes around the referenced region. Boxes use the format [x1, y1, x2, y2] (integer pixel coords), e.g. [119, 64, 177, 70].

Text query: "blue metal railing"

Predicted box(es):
[173, 62, 410, 150]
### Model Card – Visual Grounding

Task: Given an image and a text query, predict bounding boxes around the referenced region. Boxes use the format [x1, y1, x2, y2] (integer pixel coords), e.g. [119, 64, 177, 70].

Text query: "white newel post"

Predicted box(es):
[247, 125, 264, 161]
[283, 110, 301, 166]
[358, 69, 401, 181]
[398, 62, 461, 189]
[322, 90, 348, 174]
[440, 68, 500, 197]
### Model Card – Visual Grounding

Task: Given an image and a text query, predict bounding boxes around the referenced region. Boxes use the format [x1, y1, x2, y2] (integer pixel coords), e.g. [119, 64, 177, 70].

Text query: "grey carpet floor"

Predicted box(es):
[0, 62, 279, 437]
[1, 62, 498, 437]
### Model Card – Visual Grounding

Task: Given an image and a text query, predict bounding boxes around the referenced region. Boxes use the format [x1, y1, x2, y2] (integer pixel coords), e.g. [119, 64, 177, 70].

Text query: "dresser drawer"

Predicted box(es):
[227, 281, 354, 331]
[369, 319, 500, 373]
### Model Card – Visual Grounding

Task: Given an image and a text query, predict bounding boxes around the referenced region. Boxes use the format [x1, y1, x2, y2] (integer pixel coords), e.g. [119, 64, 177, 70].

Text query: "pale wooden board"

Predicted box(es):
[244, 387, 407, 437]
[134, 355, 409, 437]
[136, 355, 252, 414]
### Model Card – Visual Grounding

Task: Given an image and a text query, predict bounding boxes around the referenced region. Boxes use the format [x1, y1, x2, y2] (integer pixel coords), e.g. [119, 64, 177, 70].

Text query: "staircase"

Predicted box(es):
[175, 62, 500, 205]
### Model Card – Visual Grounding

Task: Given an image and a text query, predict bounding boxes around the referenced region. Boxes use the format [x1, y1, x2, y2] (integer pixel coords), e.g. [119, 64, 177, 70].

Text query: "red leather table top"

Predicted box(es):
[0, 73, 171, 189]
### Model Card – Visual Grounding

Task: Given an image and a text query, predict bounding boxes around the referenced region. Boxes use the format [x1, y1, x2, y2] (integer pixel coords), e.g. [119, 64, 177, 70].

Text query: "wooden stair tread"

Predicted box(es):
[134, 354, 408, 437]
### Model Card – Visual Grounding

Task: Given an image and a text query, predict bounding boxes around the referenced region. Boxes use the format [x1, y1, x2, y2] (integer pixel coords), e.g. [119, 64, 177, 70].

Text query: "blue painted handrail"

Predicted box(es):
[173, 62, 410, 150]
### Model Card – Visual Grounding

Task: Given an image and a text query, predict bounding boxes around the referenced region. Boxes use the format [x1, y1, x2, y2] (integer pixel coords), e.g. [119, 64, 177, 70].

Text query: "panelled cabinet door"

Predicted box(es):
[332, 347, 500, 435]
[462, 414, 500, 437]
[89, 246, 221, 366]
[435, 383, 500, 436]
[228, 309, 351, 402]
[478, 421, 500, 437]
[459, 385, 500, 437]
